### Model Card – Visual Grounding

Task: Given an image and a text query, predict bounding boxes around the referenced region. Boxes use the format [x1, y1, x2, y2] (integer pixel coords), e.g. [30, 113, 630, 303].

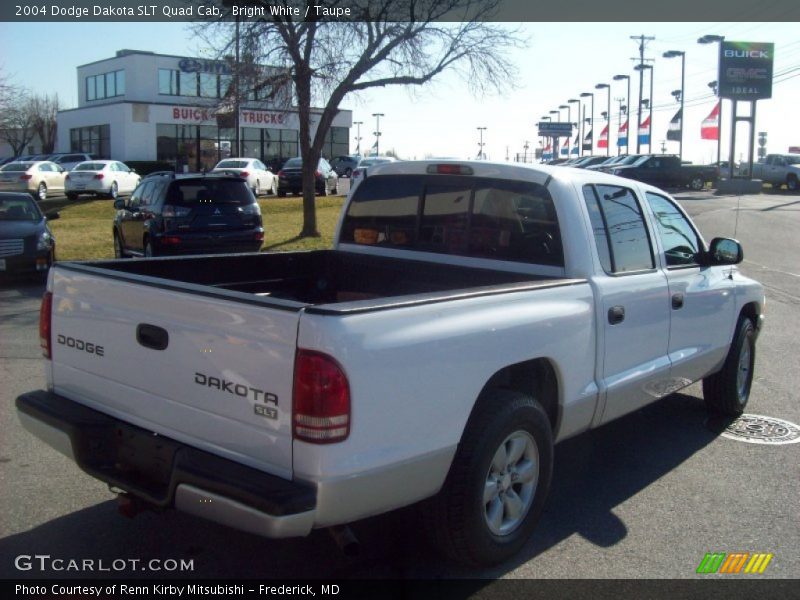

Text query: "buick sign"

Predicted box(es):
[718, 41, 774, 100]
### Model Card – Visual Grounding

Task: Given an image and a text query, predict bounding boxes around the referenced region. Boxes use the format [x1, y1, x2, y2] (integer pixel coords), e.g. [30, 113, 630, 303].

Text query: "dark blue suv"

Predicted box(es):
[112, 174, 264, 258]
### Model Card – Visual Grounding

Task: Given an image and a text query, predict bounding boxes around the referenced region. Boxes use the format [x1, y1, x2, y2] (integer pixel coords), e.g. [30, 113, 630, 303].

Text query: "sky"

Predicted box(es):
[1, 21, 799, 164]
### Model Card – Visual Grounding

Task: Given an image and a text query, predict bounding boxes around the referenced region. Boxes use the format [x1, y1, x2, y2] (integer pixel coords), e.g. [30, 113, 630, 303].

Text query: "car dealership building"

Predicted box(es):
[56, 49, 353, 171]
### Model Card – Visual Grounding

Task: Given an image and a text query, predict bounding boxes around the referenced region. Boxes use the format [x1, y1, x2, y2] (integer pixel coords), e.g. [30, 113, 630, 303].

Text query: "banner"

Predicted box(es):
[598, 124, 609, 149]
[638, 114, 651, 145]
[667, 108, 682, 142]
[701, 102, 720, 140]
[583, 128, 593, 151]
[617, 119, 628, 147]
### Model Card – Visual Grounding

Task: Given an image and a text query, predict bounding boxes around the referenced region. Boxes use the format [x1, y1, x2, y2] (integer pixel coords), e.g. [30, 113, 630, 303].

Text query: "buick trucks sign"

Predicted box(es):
[718, 41, 774, 100]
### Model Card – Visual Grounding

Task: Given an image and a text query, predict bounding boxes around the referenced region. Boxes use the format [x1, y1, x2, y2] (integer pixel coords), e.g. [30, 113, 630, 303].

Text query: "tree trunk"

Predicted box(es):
[295, 66, 320, 238]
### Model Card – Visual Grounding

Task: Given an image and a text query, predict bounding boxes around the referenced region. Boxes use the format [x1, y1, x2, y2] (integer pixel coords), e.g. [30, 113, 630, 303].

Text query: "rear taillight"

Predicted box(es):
[161, 236, 181, 245]
[277, 170, 284, 177]
[40, 291, 53, 359]
[240, 171, 249, 178]
[20, 174, 32, 180]
[94, 173, 104, 180]
[293, 350, 350, 443]
[254, 231, 264, 241]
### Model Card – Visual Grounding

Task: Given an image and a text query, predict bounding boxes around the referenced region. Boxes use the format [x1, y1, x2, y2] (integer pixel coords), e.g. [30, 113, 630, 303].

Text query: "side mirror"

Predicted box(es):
[45, 211, 60, 221]
[708, 237, 743, 265]
[113, 198, 126, 210]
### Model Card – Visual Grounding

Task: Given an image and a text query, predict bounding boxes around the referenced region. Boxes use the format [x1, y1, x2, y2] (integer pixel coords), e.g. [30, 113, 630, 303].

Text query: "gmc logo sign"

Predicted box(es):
[726, 68, 768, 80]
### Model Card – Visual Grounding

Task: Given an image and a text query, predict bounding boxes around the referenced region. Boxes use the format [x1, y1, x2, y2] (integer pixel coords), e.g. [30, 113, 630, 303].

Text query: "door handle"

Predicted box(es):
[136, 324, 169, 351]
[608, 305, 625, 325]
[672, 293, 685, 310]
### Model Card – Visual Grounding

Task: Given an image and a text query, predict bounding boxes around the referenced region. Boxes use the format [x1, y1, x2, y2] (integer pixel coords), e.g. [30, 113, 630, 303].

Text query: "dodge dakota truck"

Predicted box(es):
[750, 153, 800, 191]
[17, 161, 764, 566]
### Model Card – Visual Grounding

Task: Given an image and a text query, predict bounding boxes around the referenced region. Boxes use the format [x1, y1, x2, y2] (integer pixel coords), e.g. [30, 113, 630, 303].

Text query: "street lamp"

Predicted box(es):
[559, 104, 571, 156]
[633, 64, 654, 152]
[353, 120, 363, 155]
[613, 74, 631, 154]
[595, 83, 611, 156]
[663, 50, 686, 161]
[699, 35, 725, 171]
[540, 115, 552, 121]
[568, 98, 580, 155]
[580, 92, 594, 155]
[371, 113, 384, 156]
[477, 126, 487, 160]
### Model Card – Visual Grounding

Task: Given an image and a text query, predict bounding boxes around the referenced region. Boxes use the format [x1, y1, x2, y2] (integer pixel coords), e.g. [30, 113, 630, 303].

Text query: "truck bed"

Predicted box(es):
[60, 250, 577, 314]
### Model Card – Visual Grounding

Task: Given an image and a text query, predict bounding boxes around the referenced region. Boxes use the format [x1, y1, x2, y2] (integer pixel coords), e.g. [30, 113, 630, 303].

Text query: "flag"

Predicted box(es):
[638, 114, 651, 145]
[667, 108, 682, 142]
[571, 133, 580, 154]
[560, 145, 569, 156]
[617, 119, 628, 147]
[701, 102, 720, 140]
[583, 128, 593, 151]
[598, 124, 609, 149]
[542, 143, 552, 160]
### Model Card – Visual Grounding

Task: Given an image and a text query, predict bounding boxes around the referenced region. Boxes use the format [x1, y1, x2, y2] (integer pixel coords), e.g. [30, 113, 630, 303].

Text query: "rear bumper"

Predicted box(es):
[16, 390, 316, 538]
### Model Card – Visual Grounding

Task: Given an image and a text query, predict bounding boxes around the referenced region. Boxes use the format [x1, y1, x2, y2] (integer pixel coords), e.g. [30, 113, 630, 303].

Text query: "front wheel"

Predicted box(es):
[689, 175, 705, 191]
[144, 240, 155, 258]
[270, 178, 278, 195]
[108, 181, 118, 200]
[113, 231, 126, 259]
[254, 180, 261, 196]
[36, 182, 47, 201]
[421, 389, 553, 566]
[787, 175, 798, 192]
[703, 316, 756, 416]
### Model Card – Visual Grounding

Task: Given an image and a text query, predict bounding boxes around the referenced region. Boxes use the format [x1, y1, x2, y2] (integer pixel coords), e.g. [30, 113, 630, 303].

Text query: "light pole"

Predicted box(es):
[477, 126, 487, 160]
[613, 74, 631, 154]
[580, 92, 594, 155]
[595, 83, 611, 156]
[699, 34, 725, 171]
[568, 98, 580, 156]
[663, 50, 686, 161]
[523, 140, 530, 163]
[539, 116, 551, 159]
[633, 64, 654, 152]
[549, 111, 560, 159]
[371, 112, 384, 156]
[353, 120, 363, 155]
[559, 104, 571, 156]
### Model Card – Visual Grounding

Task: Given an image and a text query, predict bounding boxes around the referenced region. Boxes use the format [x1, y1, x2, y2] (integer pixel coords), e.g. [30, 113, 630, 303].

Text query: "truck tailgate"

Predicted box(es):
[47, 267, 299, 479]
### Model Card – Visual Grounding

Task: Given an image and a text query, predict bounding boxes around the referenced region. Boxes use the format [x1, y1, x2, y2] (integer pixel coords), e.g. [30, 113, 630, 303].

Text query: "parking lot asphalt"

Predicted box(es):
[0, 189, 797, 581]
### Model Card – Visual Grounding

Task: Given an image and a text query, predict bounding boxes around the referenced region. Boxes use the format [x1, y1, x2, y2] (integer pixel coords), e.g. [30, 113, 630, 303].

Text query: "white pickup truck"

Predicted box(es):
[17, 161, 764, 566]
[750, 153, 800, 191]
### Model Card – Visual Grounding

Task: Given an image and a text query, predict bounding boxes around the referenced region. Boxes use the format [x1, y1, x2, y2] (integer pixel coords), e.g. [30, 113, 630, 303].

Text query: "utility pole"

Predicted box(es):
[477, 127, 487, 159]
[630, 34, 655, 153]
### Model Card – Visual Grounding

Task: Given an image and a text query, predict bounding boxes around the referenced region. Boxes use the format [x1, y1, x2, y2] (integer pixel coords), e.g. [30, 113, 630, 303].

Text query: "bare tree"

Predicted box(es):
[0, 70, 36, 157]
[199, 0, 523, 237]
[29, 93, 60, 154]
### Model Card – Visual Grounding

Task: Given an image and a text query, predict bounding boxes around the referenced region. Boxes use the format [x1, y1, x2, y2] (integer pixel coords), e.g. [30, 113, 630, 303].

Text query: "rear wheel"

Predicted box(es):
[113, 231, 126, 258]
[144, 240, 155, 258]
[421, 389, 553, 566]
[270, 178, 278, 195]
[703, 316, 756, 416]
[254, 180, 261, 196]
[787, 174, 798, 192]
[689, 175, 705, 191]
[278, 189, 287, 197]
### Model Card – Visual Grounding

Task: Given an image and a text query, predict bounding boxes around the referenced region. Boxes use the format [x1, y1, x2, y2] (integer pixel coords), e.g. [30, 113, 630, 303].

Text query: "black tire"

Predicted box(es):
[787, 175, 798, 192]
[113, 231, 126, 259]
[37, 182, 47, 201]
[344, 168, 353, 178]
[278, 189, 287, 198]
[254, 180, 261, 196]
[689, 175, 705, 191]
[270, 179, 278, 195]
[320, 182, 329, 197]
[108, 181, 118, 200]
[421, 389, 553, 566]
[144, 239, 155, 258]
[702, 316, 756, 416]
[66, 192, 79, 201]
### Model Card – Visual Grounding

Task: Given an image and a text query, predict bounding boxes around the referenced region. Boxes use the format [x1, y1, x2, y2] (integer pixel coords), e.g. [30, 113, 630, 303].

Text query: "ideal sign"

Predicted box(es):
[718, 41, 774, 100]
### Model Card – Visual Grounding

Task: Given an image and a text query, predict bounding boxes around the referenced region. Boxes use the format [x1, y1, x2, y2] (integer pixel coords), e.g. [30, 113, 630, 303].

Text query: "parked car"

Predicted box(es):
[585, 155, 631, 171]
[573, 156, 610, 169]
[277, 157, 339, 197]
[611, 155, 719, 190]
[330, 155, 361, 178]
[65, 160, 141, 200]
[0, 191, 58, 279]
[112, 173, 264, 258]
[349, 156, 397, 194]
[47, 153, 97, 171]
[0, 161, 67, 201]
[211, 158, 278, 196]
[18, 160, 764, 567]
[750, 154, 800, 191]
[594, 154, 649, 173]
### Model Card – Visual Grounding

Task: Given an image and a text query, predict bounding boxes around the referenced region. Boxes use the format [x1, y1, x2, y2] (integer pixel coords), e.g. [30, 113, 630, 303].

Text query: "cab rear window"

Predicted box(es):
[166, 179, 253, 206]
[341, 174, 563, 267]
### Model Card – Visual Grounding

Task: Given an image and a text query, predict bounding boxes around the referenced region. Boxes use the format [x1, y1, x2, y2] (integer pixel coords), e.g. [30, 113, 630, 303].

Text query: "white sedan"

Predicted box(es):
[65, 160, 141, 200]
[212, 158, 278, 196]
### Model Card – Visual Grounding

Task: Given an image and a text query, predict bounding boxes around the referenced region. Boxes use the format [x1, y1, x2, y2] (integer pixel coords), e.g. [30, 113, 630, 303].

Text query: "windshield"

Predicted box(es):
[631, 155, 651, 166]
[0, 196, 40, 221]
[216, 160, 249, 169]
[74, 162, 107, 171]
[166, 179, 254, 206]
[0, 162, 34, 172]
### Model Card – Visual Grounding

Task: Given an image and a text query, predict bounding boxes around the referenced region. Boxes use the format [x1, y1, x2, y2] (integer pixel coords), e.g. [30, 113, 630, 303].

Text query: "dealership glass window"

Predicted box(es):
[220, 74, 233, 98]
[180, 72, 199, 97]
[69, 125, 110, 158]
[85, 70, 124, 101]
[583, 184, 654, 274]
[199, 73, 219, 98]
[280, 129, 298, 159]
[322, 127, 350, 160]
[158, 69, 179, 95]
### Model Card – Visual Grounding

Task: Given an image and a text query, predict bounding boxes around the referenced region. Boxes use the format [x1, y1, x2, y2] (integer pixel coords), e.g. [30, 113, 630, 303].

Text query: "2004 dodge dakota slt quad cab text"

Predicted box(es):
[17, 161, 764, 566]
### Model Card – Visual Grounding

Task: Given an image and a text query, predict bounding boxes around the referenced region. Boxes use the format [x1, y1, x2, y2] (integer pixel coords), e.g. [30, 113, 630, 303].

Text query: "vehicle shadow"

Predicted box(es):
[0, 391, 721, 579]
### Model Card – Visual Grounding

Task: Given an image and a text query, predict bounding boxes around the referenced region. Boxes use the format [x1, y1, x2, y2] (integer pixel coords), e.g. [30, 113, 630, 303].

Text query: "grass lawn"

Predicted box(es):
[45, 195, 345, 261]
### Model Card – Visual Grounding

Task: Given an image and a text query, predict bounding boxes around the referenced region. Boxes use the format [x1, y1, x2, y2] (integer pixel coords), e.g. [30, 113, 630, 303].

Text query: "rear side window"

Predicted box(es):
[583, 184, 654, 274]
[166, 179, 253, 206]
[341, 175, 563, 266]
